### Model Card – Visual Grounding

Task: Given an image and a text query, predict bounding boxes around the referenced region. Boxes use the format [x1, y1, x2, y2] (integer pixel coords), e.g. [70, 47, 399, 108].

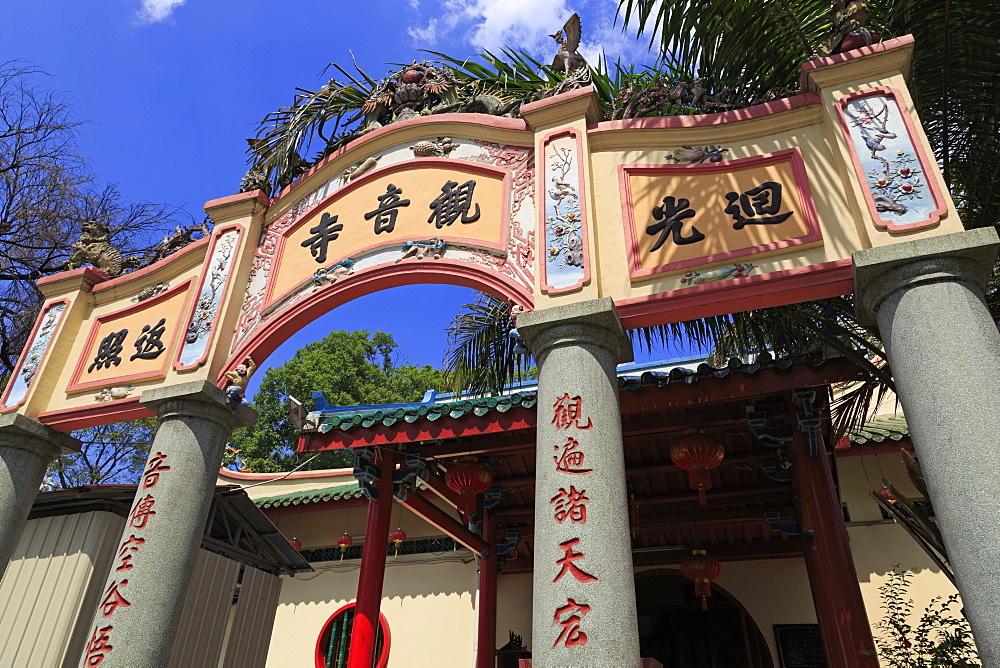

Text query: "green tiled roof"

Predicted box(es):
[846, 414, 910, 444]
[317, 391, 539, 433]
[313, 351, 828, 434]
[253, 483, 365, 509]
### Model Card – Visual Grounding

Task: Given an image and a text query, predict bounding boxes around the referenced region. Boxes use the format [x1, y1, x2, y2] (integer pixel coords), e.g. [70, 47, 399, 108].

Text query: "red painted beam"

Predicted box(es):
[476, 512, 498, 668]
[398, 492, 489, 556]
[348, 449, 396, 668]
[786, 393, 876, 667]
[417, 465, 462, 510]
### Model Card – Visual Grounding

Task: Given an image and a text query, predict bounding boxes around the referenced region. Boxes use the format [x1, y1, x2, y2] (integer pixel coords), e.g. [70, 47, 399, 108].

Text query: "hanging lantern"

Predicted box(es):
[670, 430, 725, 505]
[875, 487, 896, 503]
[336, 533, 354, 561]
[289, 537, 302, 551]
[389, 529, 407, 559]
[445, 457, 493, 522]
[681, 549, 722, 611]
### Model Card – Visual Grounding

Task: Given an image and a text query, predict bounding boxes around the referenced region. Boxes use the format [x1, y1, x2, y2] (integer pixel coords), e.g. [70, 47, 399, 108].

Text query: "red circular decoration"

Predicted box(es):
[445, 458, 493, 495]
[670, 431, 725, 504]
[289, 537, 302, 551]
[389, 529, 407, 544]
[337, 533, 354, 548]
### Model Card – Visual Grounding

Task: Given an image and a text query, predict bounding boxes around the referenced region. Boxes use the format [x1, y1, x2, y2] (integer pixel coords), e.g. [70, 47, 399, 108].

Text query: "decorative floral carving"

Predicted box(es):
[679, 263, 758, 286]
[18, 303, 65, 388]
[131, 282, 170, 303]
[95, 385, 134, 402]
[667, 146, 730, 164]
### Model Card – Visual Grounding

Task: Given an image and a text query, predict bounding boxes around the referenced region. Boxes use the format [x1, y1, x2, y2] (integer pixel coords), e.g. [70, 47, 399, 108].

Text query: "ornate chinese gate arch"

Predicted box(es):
[3, 35, 1000, 668]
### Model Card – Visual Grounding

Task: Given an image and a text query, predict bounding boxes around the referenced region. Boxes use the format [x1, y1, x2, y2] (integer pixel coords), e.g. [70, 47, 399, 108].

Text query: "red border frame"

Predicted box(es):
[65, 279, 194, 393]
[221, 259, 533, 387]
[173, 223, 244, 371]
[0, 298, 71, 412]
[539, 128, 591, 294]
[615, 259, 853, 329]
[835, 86, 946, 232]
[263, 159, 512, 311]
[314, 602, 390, 668]
[619, 148, 824, 279]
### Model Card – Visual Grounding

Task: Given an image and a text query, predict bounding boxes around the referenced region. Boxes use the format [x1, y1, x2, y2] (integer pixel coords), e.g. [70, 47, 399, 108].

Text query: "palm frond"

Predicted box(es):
[443, 293, 533, 398]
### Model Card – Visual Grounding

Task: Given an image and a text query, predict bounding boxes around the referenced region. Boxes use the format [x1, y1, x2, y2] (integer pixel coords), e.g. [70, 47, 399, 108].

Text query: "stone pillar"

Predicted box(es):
[854, 227, 1000, 665]
[0, 413, 80, 579]
[518, 297, 640, 666]
[79, 381, 254, 668]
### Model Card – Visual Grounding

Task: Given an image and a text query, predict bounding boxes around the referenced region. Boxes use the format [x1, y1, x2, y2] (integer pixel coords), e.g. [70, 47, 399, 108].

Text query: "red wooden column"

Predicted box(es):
[786, 390, 876, 667]
[476, 510, 498, 668]
[348, 447, 397, 668]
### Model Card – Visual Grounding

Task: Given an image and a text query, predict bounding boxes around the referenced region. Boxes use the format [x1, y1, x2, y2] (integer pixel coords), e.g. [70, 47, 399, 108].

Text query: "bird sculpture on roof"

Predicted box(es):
[551, 14, 587, 74]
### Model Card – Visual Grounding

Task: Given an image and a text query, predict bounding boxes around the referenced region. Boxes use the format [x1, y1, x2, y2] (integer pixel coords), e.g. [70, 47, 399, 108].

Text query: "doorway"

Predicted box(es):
[635, 570, 773, 668]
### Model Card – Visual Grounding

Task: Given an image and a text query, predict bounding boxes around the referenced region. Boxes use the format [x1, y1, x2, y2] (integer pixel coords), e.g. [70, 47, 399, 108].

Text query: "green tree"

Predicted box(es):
[45, 418, 158, 488]
[229, 330, 443, 473]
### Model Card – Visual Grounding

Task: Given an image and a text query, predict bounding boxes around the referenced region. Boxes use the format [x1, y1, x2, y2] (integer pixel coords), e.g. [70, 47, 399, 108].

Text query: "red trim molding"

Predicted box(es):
[222, 259, 532, 388]
[616, 259, 853, 329]
[38, 397, 154, 432]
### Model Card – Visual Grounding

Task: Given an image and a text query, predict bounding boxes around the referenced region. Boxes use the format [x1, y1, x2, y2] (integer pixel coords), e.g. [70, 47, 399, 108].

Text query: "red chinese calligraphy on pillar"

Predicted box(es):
[84, 625, 114, 666]
[551, 394, 593, 430]
[553, 538, 598, 584]
[550, 486, 589, 523]
[99, 580, 131, 617]
[115, 534, 146, 572]
[553, 598, 591, 648]
[141, 451, 171, 489]
[129, 494, 156, 529]
[553, 437, 593, 474]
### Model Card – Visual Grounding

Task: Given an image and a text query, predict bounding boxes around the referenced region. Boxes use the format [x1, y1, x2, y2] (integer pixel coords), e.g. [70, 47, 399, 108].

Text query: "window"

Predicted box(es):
[315, 602, 390, 668]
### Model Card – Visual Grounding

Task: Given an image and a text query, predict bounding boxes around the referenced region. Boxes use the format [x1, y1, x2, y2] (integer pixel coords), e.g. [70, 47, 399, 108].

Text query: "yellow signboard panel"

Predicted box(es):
[266, 160, 509, 308]
[620, 149, 822, 280]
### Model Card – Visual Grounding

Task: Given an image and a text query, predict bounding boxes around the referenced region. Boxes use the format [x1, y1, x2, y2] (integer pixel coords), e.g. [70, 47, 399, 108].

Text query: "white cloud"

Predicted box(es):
[136, 0, 186, 24]
[406, 0, 656, 65]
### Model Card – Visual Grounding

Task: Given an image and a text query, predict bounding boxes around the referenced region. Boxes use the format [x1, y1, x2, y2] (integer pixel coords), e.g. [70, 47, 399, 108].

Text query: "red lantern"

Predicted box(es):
[445, 457, 493, 522]
[670, 430, 725, 505]
[389, 529, 407, 559]
[681, 549, 722, 610]
[875, 486, 896, 504]
[336, 533, 353, 561]
[289, 537, 302, 551]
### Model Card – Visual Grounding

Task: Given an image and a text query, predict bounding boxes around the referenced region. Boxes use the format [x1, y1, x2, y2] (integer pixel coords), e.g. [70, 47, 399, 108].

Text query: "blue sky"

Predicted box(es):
[1, 0, 665, 391]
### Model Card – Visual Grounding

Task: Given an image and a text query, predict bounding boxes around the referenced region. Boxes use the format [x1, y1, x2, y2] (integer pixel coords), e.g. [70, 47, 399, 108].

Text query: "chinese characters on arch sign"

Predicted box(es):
[266, 162, 507, 305]
[620, 149, 823, 281]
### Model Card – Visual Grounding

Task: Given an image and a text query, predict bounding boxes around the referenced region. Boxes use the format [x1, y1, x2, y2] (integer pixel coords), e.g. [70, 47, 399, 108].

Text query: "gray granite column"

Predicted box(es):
[518, 297, 640, 666]
[80, 381, 255, 668]
[0, 413, 80, 580]
[854, 227, 1000, 665]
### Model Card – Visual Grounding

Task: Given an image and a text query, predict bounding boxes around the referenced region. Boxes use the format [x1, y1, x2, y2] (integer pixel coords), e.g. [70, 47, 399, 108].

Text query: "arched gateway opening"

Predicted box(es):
[635, 570, 772, 668]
